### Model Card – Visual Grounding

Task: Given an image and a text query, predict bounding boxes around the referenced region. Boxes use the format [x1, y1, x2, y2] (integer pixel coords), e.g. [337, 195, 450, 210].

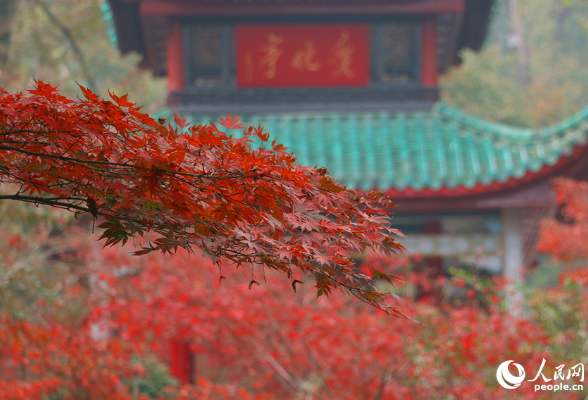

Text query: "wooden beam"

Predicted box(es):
[141, 0, 465, 16]
[167, 18, 185, 92]
[389, 178, 557, 214]
[420, 15, 438, 87]
[399, 233, 503, 257]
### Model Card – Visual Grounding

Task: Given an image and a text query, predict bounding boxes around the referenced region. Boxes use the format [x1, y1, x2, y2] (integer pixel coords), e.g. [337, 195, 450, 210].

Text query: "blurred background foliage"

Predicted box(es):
[442, 0, 588, 127]
[2, 0, 588, 127]
[0, 0, 166, 113]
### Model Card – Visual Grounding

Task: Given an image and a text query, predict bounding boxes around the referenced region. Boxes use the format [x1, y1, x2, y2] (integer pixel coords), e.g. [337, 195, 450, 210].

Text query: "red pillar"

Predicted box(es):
[424, 220, 443, 305]
[414, 221, 443, 305]
[167, 18, 185, 93]
[169, 338, 193, 385]
[420, 15, 438, 88]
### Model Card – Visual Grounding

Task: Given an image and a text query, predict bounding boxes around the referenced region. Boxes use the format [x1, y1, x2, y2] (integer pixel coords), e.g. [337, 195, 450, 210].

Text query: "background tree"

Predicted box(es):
[442, 0, 588, 128]
[0, 0, 17, 67]
[1, 207, 586, 399]
[539, 178, 588, 267]
[0, 0, 165, 113]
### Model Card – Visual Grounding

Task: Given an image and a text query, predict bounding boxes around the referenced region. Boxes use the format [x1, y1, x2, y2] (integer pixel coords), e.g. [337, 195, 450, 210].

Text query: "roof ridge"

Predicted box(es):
[159, 105, 588, 143]
[436, 102, 588, 142]
[152, 105, 588, 194]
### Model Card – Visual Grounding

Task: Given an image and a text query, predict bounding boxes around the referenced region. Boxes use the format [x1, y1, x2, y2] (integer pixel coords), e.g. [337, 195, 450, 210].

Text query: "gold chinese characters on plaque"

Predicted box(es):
[237, 24, 369, 88]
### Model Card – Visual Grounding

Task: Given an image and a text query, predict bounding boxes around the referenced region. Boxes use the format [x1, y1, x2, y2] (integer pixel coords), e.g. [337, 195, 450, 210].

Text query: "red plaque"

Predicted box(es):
[236, 24, 370, 88]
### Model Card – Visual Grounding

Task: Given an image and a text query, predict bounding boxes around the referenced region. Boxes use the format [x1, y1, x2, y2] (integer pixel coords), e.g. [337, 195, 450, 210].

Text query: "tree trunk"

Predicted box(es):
[0, 0, 18, 66]
[555, 6, 569, 41]
[508, 0, 530, 85]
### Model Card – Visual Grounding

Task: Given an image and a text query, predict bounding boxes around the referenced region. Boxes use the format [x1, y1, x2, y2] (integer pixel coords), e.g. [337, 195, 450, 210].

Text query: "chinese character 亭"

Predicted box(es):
[258, 33, 284, 79]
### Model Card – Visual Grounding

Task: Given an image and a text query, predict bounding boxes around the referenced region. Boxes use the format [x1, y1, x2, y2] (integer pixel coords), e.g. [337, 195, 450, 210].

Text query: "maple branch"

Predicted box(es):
[372, 370, 390, 400]
[1, 82, 405, 316]
[0, 145, 135, 168]
[288, 332, 338, 400]
[0, 194, 89, 213]
[246, 337, 300, 394]
[0, 144, 236, 183]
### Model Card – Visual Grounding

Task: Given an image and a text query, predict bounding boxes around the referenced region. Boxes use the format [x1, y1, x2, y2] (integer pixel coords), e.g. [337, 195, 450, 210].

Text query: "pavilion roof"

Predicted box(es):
[165, 104, 588, 197]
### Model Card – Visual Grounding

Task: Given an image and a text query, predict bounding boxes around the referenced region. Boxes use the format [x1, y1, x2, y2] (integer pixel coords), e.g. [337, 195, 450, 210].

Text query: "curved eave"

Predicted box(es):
[155, 101, 588, 203]
[383, 142, 588, 199]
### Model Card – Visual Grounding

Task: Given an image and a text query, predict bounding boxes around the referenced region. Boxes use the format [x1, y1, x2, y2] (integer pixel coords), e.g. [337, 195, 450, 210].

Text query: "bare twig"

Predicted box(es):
[35, 0, 97, 91]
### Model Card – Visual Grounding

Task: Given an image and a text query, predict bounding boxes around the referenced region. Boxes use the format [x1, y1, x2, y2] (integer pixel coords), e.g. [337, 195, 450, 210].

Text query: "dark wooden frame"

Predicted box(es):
[179, 16, 430, 108]
[108, 0, 495, 78]
[370, 22, 422, 85]
[183, 15, 422, 89]
[140, 0, 465, 16]
[183, 24, 234, 88]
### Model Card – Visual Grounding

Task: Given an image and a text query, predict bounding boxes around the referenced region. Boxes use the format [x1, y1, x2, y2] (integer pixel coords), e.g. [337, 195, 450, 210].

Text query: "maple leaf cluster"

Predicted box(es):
[538, 177, 588, 262]
[0, 81, 404, 315]
[0, 185, 586, 399]
[95, 244, 588, 399]
[538, 177, 588, 291]
[3, 82, 588, 400]
[69, 242, 588, 399]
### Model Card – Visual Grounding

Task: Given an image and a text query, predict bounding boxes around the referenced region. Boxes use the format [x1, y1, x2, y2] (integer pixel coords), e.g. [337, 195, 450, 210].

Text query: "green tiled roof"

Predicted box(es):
[167, 104, 588, 192]
[100, 0, 119, 49]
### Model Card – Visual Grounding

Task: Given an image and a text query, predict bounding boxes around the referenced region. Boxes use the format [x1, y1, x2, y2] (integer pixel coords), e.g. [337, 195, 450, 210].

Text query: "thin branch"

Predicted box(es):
[0, 194, 90, 213]
[0, 145, 134, 168]
[35, 0, 97, 91]
[0, 144, 223, 180]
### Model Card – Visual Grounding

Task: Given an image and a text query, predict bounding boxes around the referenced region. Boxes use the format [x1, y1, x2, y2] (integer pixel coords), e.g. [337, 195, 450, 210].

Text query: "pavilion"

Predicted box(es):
[104, 0, 588, 383]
